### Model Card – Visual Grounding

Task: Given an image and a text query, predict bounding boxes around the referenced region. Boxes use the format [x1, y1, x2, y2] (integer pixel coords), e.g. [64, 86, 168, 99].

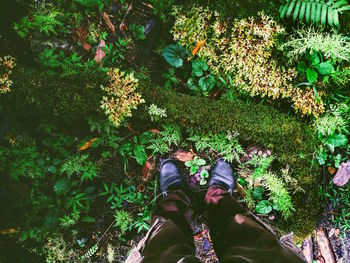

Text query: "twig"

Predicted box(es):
[96, 218, 116, 246]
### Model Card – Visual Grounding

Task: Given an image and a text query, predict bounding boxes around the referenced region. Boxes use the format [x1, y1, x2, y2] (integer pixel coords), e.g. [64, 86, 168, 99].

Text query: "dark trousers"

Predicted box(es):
[142, 186, 306, 263]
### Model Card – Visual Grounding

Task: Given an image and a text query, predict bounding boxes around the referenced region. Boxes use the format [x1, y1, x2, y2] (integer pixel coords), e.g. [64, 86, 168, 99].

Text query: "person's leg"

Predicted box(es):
[205, 159, 306, 263]
[141, 160, 200, 263]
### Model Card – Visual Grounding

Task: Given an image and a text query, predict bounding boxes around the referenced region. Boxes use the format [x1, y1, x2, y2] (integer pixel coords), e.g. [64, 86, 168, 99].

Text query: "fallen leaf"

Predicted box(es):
[328, 167, 336, 175]
[192, 40, 206, 57]
[79, 138, 97, 151]
[94, 39, 106, 63]
[137, 184, 145, 193]
[148, 129, 159, 134]
[142, 160, 156, 182]
[333, 161, 350, 186]
[76, 25, 89, 44]
[102, 12, 115, 34]
[83, 42, 91, 52]
[175, 150, 194, 162]
[1, 228, 18, 235]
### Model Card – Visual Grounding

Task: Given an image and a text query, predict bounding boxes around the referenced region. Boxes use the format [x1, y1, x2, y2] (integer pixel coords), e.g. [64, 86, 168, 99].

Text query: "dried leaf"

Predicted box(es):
[175, 150, 194, 162]
[76, 25, 89, 43]
[192, 40, 206, 56]
[327, 166, 336, 176]
[333, 161, 350, 186]
[142, 160, 156, 182]
[83, 42, 91, 52]
[102, 12, 115, 34]
[79, 138, 97, 151]
[137, 184, 145, 193]
[94, 40, 106, 63]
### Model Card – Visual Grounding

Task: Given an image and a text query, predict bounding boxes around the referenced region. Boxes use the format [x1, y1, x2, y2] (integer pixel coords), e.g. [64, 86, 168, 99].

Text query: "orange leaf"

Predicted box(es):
[1, 228, 18, 235]
[192, 40, 206, 57]
[79, 138, 97, 151]
[102, 12, 115, 34]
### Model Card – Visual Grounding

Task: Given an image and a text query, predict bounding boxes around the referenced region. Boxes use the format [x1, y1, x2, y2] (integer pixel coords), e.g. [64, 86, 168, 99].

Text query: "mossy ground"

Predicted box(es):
[5, 66, 321, 241]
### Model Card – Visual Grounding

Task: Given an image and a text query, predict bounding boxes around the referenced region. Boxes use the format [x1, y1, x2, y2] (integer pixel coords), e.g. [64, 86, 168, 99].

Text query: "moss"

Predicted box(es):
[4, 65, 320, 240]
[137, 82, 321, 240]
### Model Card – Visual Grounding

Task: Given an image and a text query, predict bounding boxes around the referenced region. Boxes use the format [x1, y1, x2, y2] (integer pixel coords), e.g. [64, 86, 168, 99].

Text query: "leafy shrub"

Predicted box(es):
[0, 56, 16, 94]
[60, 154, 98, 181]
[148, 104, 167, 122]
[188, 132, 244, 163]
[114, 210, 133, 235]
[282, 27, 350, 63]
[279, 0, 350, 27]
[101, 68, 145, 127]
[171, 7, 325, 116]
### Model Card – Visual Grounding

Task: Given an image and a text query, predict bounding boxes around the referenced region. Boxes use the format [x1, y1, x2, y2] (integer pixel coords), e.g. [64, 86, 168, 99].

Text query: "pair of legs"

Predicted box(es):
[141, 159, 306, 263]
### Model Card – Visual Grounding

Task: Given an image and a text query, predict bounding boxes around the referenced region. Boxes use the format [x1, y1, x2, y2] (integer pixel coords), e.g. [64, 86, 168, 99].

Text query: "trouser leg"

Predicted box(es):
[205, 186, 306, 263]
[142, 190, 200, 263]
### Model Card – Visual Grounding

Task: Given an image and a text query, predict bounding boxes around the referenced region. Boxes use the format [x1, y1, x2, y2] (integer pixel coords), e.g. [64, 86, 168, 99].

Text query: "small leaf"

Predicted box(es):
[48, 165, 57, 174]
[237, 177, 247, 186]
[162, 44, 186, 68]
[326, 134, 348, 148]
[82, 215, 96, 223]
[190, 166, 197, 174]
[255, 200, 272, 214]
[134, 145, 147, 165]
[318, 62, 334, 75]
[185, 160, 193, 167]
[297, 61, 307, 73]
[252, 187, 265, 200]
[192, 60, 208, 77]
[200, 170, 209, 178]
[306, 68, 318, 83]
[198, 75, 216, 92]
[196, 158, 206, 166]
[200, 178, 207, 185]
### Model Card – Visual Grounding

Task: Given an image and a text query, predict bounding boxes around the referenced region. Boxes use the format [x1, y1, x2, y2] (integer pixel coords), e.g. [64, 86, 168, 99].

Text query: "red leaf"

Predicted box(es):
[94, 39, 106, 63]
[83, 42, 91, 52]
[102, 12, 115, 34]
[142, 160, 156, 182]
[175, 150, 194, 162]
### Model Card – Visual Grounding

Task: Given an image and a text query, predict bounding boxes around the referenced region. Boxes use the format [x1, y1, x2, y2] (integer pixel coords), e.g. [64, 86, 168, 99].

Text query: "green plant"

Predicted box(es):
[114, 210, 133, 235]
[148, 125, 181, 155]
[187, 59, 216, 96]
[60, 154, 98, 181]
[33, 9, 64, 36]
[74, 0, 106, 13]
[129, 24, 146, 40]
[80, 245, 98, 262]
[0, 56, 16, 94]
[283, 27, 350, 63]
[279, 0, 350, 27]
[262, 172, 295, 220]
[148, 104, 167, 122]
[162, 68, 179, 89]
[101, 68, 145, 127]
[102, 38, 129, 66]
[162, 44, 187, 68]
[13, 17, 33, 39]
[188, 132, 244, 162]
[199, 170, 209, 185]
[185, 156, 206, 174]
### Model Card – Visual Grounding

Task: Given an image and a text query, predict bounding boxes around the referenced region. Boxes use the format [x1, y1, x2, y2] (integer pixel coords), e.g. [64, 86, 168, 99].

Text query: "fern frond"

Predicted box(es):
[279, 0, 349, 27]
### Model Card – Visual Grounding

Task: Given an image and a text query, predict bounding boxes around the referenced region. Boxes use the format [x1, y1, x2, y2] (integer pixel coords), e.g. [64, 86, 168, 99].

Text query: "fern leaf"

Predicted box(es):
[321, 4, 328, 25]
[293, 1, 302, 20]
[286, 0, 297, 18]
[280, 3, 289, 18]
[328, 6, 335, 25]
[299, 1, 307, 19]
[333, 9, 340, 26]
[332, 0, 348, 9]
[305, 2, 312, 22]
[311, 2, 317, 22]
[316, 3, 322, 24]
[337, 5, 350, 12]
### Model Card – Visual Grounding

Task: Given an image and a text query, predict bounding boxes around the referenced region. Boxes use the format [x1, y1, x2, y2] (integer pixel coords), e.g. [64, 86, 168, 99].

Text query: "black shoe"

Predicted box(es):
[160, 159, 184, 196]
[209, 158, 235, 194]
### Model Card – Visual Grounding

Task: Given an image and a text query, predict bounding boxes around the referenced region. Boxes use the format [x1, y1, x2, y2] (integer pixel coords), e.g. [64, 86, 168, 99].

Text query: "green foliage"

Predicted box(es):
[148, 124, 181, 155]
[148, 104, 167, 122]
[283, 27, 350, 63]
[187, 59, 216, 96]
[321, 182, 350, 232]
[162, 44, 187, 68]
[255, 200, 273, 214]
[279, 0, 350, 27]
[60, 154, 98, 181]
[185, 156, 206, 175]
[199, 170, 210, 185]
[129, 24, 146, 40]
[80, 245, 98, 262]
[102, 38, 129, 67]
[114, 210, 133, 235]
[188, 132, 244, 162]
[162, 68, 179, 89]
[40, 49, 103, 77]
[262, 172, 295, 220]
[74, 0, 107, 12]
[149, 0, 176, 22]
